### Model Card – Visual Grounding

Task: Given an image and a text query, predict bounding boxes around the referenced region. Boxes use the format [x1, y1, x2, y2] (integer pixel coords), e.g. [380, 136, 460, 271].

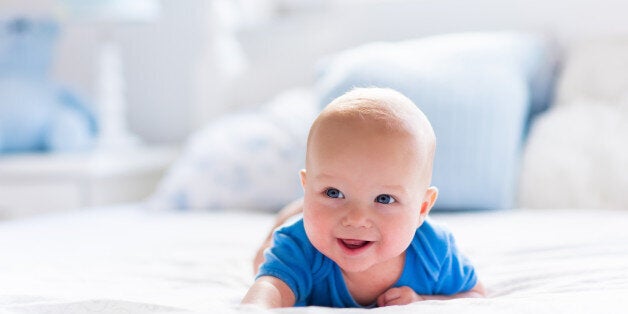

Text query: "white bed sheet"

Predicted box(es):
[1, 205, 627, 313]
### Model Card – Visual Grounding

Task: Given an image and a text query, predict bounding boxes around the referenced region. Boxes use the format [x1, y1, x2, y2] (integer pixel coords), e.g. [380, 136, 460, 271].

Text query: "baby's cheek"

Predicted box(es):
[303, 212, 328, 244]
[383, 220, 416, 252]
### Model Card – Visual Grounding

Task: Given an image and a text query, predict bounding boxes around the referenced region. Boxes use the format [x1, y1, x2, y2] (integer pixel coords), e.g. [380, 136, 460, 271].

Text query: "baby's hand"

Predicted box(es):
[377, 281, 486, 306]
[376, 286, 424, 307]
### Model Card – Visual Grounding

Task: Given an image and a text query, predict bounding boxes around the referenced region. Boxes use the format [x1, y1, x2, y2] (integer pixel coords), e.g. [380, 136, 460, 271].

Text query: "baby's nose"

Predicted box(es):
[341, 206, 372, 228]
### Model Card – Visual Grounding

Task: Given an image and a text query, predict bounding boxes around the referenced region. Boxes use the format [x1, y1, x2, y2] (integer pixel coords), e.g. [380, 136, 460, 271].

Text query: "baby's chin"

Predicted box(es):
[336, 261, 376, 274]
[327, 246, 408, 276]
[327, 252, 382, 274]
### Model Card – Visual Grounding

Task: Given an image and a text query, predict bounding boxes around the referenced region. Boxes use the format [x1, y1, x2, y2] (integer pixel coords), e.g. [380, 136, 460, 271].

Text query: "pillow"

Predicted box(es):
[553, 38, 628, 106]
[316, 32, 560, 210]
[518, 102, 628, 209]
[519, 39, 628, 209]
[148, 89, 318, 212]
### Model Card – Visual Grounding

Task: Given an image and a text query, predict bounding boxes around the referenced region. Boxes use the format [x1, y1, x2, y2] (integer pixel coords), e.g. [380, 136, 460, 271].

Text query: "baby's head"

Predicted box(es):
[300, 87, 438, 273]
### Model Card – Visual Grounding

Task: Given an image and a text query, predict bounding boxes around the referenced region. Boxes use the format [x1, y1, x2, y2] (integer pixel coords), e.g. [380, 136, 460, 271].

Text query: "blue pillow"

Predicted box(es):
[317, 32, 559, 210]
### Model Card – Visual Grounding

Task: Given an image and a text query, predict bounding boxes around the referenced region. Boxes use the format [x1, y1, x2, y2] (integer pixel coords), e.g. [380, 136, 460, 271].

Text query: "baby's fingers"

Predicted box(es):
[377, 287, 399, 307]
[377, 286, 423, 307]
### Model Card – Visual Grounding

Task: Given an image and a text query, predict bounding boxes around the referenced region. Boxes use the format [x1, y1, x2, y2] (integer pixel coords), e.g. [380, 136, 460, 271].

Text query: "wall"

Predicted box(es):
[3, 0, 628, 144]
[1, 0, 215, 143]
[229, 0, 628, 109]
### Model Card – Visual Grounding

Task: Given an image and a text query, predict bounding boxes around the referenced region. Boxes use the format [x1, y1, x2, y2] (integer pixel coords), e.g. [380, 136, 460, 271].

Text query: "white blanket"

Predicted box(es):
[1, 205, 627, 313]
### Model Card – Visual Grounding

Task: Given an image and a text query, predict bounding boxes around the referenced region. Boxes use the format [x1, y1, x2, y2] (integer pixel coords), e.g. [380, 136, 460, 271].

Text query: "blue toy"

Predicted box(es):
[0, 16, 97, 153]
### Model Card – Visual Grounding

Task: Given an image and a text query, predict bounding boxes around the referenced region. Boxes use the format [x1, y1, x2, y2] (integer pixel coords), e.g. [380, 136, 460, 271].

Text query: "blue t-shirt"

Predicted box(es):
[256, 218, 477, 307]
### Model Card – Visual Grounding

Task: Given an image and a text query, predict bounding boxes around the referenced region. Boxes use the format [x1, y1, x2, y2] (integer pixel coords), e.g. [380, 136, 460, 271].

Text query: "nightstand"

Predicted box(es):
[0, 146, 179, 219]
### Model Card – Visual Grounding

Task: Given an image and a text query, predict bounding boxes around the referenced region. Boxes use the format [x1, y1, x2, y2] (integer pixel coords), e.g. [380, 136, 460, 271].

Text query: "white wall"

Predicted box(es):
[1, 0, 217, 143]
[229, 0, 628, 109]
[4, 0, 628, 144]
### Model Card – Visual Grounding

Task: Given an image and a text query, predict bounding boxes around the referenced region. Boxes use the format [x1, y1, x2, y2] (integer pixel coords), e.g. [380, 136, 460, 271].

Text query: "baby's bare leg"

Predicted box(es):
[253, 198, 304, 274]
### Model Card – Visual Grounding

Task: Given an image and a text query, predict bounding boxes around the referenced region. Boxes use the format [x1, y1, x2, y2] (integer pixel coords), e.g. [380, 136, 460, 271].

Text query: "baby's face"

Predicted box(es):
[301, 116, 432, 274]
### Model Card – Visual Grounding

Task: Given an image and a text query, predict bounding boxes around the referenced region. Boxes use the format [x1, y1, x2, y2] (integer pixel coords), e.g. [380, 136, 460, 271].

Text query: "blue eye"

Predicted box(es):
[375, 194, 395, 204]
[325, 188, 344, 199]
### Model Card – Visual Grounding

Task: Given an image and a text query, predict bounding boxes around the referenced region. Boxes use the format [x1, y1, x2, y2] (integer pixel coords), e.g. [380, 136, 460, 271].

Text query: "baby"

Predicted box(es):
[242, 88, 485, 308]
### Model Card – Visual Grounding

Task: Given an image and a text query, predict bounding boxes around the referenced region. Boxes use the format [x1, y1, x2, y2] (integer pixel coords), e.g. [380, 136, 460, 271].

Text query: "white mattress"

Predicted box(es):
[1, 205, 627, 313]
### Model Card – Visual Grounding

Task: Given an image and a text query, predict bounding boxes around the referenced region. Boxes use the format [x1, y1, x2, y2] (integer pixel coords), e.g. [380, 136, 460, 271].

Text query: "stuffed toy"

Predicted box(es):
[0, 16, 97, 153]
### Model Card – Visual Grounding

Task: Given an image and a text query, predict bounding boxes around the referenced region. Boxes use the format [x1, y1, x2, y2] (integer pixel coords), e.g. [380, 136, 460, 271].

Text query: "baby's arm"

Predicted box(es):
[241, 276, 296, 308]
[377, 280, 486, 306]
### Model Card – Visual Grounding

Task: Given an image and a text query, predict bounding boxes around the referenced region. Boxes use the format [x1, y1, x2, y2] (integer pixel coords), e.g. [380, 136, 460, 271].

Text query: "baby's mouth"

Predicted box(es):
[339, 238, 372, 251]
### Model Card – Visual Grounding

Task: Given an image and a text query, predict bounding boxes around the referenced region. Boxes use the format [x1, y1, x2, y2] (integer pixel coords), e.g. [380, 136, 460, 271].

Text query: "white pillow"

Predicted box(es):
[518, 101, 628, 209]
[148, 89, 318, 212]
[555, 39, 628, 106]
[519, 39, 628, 209]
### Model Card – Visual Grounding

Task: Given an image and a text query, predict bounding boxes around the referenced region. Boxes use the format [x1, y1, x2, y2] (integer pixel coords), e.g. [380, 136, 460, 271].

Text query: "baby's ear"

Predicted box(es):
[420, 187, 439, 217]
[299, 169, 307, 189]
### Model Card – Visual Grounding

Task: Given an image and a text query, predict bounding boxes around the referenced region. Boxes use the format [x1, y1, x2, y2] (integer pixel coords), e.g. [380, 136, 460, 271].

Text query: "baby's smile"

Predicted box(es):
[338, 238, 374, 255]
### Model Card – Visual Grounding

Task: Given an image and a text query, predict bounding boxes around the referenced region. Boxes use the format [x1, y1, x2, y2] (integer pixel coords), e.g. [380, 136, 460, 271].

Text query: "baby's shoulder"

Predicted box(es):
[409, 219, 458, 265]
[415, 218, 455, 243]
[404, 219, 477, 294]
[269, 218, 332, 278]
[273, 218, 319, 259]
[274, 217, 307, 242]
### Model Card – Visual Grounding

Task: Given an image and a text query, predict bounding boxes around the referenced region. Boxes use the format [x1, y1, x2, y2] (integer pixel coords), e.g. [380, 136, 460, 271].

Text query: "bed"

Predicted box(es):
[3, 7, 628, 313]
[1, 204, 627, 313]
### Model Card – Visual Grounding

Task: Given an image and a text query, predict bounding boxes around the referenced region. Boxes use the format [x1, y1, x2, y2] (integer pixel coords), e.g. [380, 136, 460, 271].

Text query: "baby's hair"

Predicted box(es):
[306, 87, 437, 181]
[310, 87, 435, 149]
[322, 87, 427, 133]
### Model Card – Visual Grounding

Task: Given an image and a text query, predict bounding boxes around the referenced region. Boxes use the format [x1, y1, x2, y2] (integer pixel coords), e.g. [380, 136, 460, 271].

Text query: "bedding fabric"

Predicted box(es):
[0, 205, 627, 313]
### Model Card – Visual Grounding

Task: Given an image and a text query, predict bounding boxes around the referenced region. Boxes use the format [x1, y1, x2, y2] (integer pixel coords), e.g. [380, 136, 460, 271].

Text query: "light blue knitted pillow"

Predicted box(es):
[149, 89, 318, 212]
[317, 32, 559, 210]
